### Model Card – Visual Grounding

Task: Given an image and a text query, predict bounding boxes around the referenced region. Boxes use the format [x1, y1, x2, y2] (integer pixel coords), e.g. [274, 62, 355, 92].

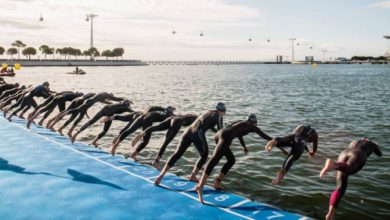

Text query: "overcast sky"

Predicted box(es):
[1, 0, 389, 61]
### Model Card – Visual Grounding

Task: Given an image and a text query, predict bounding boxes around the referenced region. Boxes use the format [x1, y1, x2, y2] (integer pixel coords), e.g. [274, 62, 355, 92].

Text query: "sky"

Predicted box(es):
[0, 0, 389, 61]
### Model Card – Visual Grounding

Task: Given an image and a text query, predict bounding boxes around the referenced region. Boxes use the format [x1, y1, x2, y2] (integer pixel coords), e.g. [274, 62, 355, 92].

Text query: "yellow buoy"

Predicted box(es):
[14, 63, 21, 70]
[312, 63, 317, 68]
[2, 63, 8, 69]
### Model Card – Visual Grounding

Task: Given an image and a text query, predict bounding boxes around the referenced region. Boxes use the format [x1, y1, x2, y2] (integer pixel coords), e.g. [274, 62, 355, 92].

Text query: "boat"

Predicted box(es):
[66, 69, 86, 75]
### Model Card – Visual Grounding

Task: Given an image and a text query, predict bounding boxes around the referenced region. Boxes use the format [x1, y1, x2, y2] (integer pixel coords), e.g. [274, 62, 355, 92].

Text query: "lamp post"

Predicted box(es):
[86, 13, 98, 60]
[289, 38, 296, 63]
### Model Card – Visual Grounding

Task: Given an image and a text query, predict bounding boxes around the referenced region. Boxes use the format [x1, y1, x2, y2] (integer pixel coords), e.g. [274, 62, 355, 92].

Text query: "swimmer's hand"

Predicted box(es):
[243, 146, 248, 154]
[265, 139, 276, 152]
[307, 151, 314, 158]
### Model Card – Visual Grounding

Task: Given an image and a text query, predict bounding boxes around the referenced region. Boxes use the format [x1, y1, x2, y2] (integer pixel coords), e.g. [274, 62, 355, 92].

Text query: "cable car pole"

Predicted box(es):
[86, 13, 98, 60]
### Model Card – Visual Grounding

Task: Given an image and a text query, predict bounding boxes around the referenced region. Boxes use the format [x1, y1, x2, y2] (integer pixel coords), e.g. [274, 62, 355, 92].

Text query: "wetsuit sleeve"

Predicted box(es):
[254, 126, 272, 141]
[108, 96, 124, 102]
[113, 114, 134, 121]
[217, 115, 223, 130]
[238, 136, 246, 148]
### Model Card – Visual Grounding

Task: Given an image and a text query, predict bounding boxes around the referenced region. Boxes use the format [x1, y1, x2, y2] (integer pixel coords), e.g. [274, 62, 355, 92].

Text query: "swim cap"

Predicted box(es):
[216, 102, 226, 112]
[15, 83, 19, 87]
[122, 99, 133, 106]
[166, 106, 176, 115]
[42, 81, 49, 87]
[247, 113, 257, 124]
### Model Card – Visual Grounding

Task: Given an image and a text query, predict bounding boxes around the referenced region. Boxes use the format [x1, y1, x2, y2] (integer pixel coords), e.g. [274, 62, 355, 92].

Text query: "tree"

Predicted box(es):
[82, 50, 90, 60]
[101, 50, 112, 60]
[0, 46, 5, 56]
[11, 40, 26, 60]
[22, 47, 37, 59]
[7, 48, 18, 60]
[39, 45, 53, 59]
[112, 48, 125, 60]
[88, 47, 100, 60]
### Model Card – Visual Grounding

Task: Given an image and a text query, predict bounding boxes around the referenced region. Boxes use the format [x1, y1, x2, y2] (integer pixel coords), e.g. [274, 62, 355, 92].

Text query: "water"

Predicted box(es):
[5, 64, 390, 219]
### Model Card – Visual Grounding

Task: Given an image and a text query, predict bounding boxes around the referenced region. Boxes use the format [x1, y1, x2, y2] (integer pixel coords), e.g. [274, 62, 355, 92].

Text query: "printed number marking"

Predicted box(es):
[214, 195, 229, 202]
[267, 211, 284, 219]
[174, 182, 187, 186]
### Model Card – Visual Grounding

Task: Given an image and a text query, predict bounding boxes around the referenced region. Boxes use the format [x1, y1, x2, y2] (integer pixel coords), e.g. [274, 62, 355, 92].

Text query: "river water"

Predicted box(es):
[5, 64, 390, 219]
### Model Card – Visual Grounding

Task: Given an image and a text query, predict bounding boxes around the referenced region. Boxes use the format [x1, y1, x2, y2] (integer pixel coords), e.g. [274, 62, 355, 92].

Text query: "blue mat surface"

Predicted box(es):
[0, 116, 309, 219]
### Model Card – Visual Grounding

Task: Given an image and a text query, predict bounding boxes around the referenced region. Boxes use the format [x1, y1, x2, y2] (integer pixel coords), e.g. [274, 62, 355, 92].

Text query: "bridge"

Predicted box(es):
[144, 60, 287, 65]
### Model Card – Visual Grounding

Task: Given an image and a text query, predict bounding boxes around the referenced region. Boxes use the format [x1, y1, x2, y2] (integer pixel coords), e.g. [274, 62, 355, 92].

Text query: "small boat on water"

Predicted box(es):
[66, 69, 86, 75]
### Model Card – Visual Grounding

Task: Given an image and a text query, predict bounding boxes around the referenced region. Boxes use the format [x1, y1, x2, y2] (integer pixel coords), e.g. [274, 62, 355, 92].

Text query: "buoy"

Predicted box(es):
[2, 63, 8, 69]
[312, 63, 317, 68]
[14, 63, 21, 70]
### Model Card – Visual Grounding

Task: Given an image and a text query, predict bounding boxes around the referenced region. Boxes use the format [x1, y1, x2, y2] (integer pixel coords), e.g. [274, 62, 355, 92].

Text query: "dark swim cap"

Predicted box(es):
[216, 102, 226, 112]
[42, 81, 49, 87]
[166, 106, 176, 115]
[122, 99, 133, 106]
[247, 113, 257, 124]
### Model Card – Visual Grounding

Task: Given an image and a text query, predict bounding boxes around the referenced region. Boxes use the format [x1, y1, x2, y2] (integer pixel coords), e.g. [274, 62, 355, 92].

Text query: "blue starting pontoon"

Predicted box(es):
[0, 116, 309, 219]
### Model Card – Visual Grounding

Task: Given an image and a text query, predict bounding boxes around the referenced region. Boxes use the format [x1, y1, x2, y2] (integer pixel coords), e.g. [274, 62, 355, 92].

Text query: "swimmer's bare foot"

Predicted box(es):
[58, 128, 64, 136]
[91, 140, 99, 148]
[71, 133, 78, 144]
[272, 170, 285, 185]
[111, 143, 118, 156]
[213, 180, 225, 191]
[320, 159, 336, 178]
[188, 175, 199, 183]
[67, 130, 73, 138]
[38, 120, 43, 126]
[154, 175, 163, 185]
[130, 151, 138, 161]
[152, 160, 161, 170]
[195, 184, 205, 204]
[26, 120, 32, 129]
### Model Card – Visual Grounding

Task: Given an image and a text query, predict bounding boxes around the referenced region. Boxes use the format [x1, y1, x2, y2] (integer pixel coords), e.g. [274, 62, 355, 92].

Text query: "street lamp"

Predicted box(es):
[289, 38, 296, 63]
[86, 13, 98, 60]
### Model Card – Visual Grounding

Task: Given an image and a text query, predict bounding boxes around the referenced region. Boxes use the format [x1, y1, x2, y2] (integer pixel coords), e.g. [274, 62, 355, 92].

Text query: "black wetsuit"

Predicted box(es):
[204, 121, 272, 176]
[63, 92, 123, 128]
[113, 106, 166, 136]
[1, 87, 30, 109]
[139, 114, 198, 158]
[329, 140, 381, 208]
[0, 83, 18, 96]
[274, 125, 317, 173]
[117, 111, 173, 151]
[166, 110, 223, 170]
[34, 92, 83, 121]
[55, 93, 95, 128]
[0, 86, 23, 101]
[7, 85, 51, 119]
[77, 102, 133, 139]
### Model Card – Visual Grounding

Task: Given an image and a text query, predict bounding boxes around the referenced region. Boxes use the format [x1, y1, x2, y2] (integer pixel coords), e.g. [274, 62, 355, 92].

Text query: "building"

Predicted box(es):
[305, 56, 314, 62]
[276, 55, 283, 63]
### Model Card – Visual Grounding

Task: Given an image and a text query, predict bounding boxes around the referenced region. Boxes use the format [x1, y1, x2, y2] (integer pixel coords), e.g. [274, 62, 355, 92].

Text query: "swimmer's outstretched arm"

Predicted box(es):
[238, 136, 248, 154]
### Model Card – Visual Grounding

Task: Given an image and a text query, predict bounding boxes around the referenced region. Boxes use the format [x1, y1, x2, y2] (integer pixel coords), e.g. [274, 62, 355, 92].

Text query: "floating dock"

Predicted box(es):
[0, 116, 308, 219]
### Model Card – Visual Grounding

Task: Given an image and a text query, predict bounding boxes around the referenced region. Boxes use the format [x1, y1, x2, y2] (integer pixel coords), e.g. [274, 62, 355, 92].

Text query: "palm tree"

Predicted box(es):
[11, 40, 26, 60]
[82, 50, 90, 60]
[22, 47, 37, 59]
[56, 48, 63, 59]
[88, 47, 100, 60]
[39, 45, 49, 59]
[7, 48, 17, 60]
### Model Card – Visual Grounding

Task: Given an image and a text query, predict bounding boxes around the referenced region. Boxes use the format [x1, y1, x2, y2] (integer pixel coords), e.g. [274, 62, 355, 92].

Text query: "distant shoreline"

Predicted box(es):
[0, 59, 388, 66]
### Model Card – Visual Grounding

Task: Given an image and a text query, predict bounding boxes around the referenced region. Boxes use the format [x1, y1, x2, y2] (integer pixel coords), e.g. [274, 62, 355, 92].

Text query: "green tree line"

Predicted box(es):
[0, 40, 125, 60]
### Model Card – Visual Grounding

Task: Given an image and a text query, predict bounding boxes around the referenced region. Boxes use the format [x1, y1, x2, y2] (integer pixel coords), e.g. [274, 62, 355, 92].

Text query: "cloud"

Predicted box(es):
[0, 19, 46, 30]
[370, 1, 390, 9]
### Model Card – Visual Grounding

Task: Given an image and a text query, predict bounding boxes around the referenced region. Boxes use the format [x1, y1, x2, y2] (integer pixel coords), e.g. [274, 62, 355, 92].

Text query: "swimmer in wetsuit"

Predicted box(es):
[131, 114, 198, 169]
[5, 82, 52, 122]
[195, 114, 272, 203]
[99, 106, 166, 146]
[70, 100, 133, 144]
[52, 92, 122, 137]
[154, 102, 226, 185]
[110, 106, 176, 157]
[26, 92, 83, 128]
[0, 85, 32, 111]
[319, 138, 382, 220]
[265, 125, 318, 185]
[46, 93, 95, 132]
